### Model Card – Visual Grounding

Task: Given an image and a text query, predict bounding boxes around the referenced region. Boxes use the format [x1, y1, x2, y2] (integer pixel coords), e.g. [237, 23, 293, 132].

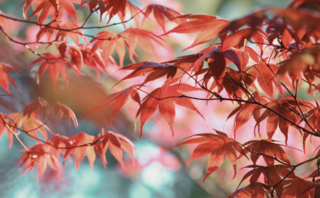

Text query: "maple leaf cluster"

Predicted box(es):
[2, 0, 320, 197]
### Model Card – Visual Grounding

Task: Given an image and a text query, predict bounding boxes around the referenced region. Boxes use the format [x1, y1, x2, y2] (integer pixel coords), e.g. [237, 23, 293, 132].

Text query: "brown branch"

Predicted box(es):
[293, 79, 317, 134]
[1, 113, 104, 150]
[0, 26, 61, 64]
[0, 114, 29, 153]
[0, 6, 145, 40]
[168, 66, 318, 137]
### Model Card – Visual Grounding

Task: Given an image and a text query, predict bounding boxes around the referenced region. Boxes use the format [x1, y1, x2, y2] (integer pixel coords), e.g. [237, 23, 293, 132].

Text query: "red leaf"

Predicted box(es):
[208, 51, 226, 92]
[228, 183, 269, 198]
[137, 83, 204, 137]
[29, 53, 82, 91]
[143, 4, 187, 32]
[234, 100, 256, 138]
[257, 61, 274, 99]
[121, 28, 171, 62]
[0, 63, 21, 94]
[239, 165, 295, 197]
[240, 139, 291, 166]
[171, 132, 246, 182]
[221, 28, 252, 52]
[15, 144, 62, 182]
[63, 132, 96, 171]
[164, 15, 228, 51]
[159, 98, 175, 135]
[90, 31, 125, 67]
[0, 113, 14, 148]
[9, 112, 49, 143]
[54, 102, 78, 127]
[267, 112, 279, 139]
[137, 88, 160, 137]
[282, 178, 314, 198]
[19, 0, 79, 24]
[21, 98, 51, 120]
[96, 129, 137, 168]
[80, 85, 139, 126]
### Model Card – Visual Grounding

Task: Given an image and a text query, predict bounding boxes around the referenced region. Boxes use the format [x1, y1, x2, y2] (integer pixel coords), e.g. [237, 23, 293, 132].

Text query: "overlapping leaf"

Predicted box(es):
[115, 61, 177, 87]
[254, 97, 313, 143]
[137, 83, 204, 137]
[28, 53, 82, 90]
[171, 131, 246, 182]
[90, 31, 125, 67]
[220, 28, 267, 52]
[19, 0, 79, 24]
[9, 112, 49, 143]
[63, 132, 96, 171]
[120, 28, 171, 62]
[143, 4, 187, 32]
[96, 0, 141, 26]
[228, 183, 270, 198]
[79, 45, 115, 77]
[240, 139, 291, 166]
[233, 98, 256, 138]
[164, 14, 229, 50]
[95, 129, 137, 168]
[282, 178, 314, 198]
[54, 102, 78, 127]
[239, 165, 296, 197]
[21, 98, 51, 119]
[15, 144, 62, 182]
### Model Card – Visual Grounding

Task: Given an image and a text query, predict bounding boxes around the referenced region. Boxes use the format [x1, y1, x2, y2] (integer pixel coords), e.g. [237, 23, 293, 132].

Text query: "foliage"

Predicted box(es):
[1, 0, 320, 197]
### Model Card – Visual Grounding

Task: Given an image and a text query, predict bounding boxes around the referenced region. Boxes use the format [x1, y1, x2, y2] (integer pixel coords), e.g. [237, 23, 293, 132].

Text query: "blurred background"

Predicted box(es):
[0, 0, 297, 198]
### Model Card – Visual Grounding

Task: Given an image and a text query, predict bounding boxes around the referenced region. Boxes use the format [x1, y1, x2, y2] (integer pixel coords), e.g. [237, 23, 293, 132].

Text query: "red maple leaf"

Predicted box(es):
[143, 4, 187, 32]
[137, 83, 204, 137]
[28, 53, 82, 90]
[80, 85, 140, 126]
[19, 0, 79, 24]
[15, 144, 62, 182]
[120, 28, 171, 63]
[164, 14, 229, 51]
[171, 130, 247, 182]
[90, 31, 125, 67]
[54, 102, 78, 127]
[63, 132, 97, 171]
[96, 129, 137, 168]
[0, 63, 21, 94]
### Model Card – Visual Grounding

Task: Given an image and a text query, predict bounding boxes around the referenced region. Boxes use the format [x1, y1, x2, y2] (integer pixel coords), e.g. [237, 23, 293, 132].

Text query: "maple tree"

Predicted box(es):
[3, 0, 320, 197]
